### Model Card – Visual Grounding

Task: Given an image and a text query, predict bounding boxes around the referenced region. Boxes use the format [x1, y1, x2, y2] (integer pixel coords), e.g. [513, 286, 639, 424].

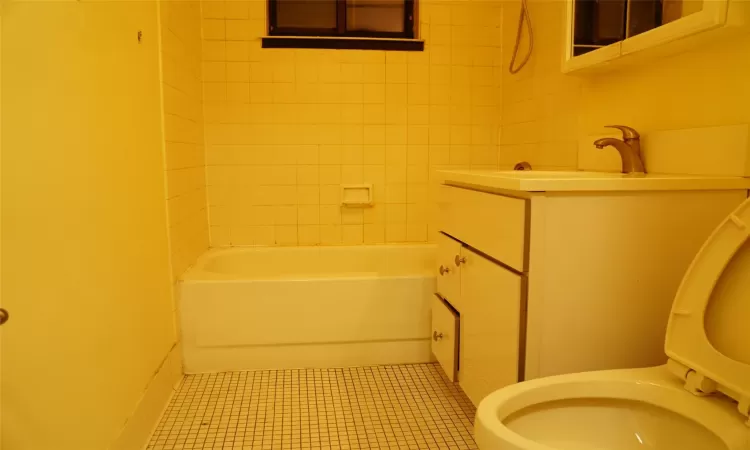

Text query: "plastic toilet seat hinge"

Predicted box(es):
[684, 369, 717, 396]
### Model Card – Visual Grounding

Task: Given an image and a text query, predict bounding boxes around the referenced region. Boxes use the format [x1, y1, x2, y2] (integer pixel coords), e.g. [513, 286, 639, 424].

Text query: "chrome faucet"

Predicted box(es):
[593, 125, 646, 174]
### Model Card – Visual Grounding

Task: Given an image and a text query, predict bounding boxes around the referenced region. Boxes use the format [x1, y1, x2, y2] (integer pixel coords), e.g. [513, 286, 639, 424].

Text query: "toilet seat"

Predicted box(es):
[665, 199, 750, 419]
[475, 197, 750, 449]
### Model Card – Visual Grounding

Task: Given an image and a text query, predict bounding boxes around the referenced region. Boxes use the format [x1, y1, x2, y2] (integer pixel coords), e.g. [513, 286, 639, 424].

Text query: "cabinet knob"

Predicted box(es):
[0, 308, 8, 325]
[454, 255, 466, 266]
[439, 265, 451, 275]
[433, 331, 443, 341]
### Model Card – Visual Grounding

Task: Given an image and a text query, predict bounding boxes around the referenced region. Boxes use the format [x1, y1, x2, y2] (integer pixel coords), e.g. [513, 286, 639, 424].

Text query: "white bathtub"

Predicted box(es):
[179, 244, 436, 373]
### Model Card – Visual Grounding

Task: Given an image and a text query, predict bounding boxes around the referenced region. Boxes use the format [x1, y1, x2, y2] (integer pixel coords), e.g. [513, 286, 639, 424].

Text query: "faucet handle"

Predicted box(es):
[605, 125, 640, 140]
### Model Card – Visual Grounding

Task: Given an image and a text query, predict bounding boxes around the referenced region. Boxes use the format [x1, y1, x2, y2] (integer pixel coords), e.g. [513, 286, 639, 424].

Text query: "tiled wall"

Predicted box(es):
[169, 0, 746, 250]
[201, 0, 503, 246]
[497, 1, 750, 172]
[497, 0, 582, 170]
[160, 0, 210, 276]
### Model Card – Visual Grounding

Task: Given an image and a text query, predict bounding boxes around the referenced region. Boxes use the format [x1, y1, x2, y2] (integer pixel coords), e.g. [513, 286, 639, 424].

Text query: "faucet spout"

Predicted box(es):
[593, 126, 645, 174]
[593, 137, 622, 149]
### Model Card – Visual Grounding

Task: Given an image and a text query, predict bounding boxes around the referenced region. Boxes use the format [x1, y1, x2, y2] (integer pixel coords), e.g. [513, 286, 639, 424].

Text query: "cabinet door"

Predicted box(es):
[436, 232, 462, 310]
[459, 247, 524, 406]
[564, 0, 732, 73]
[431, 295, 459, 382]
[619, 1, 728, 56]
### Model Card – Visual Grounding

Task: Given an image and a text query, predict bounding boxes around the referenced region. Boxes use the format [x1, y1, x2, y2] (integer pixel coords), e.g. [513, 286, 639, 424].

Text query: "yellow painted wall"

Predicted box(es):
[581, 35, 750, 136]
[201, 0, 503, 245]
[1, 2, 177, 448]
[498, 0, 750, 170]
[160, 0, 210, 281]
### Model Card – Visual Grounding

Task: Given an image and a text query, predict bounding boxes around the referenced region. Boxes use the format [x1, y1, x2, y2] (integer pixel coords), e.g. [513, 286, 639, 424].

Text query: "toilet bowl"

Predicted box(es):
[476, 198, 750, 450]
[476, 366, 748, 449]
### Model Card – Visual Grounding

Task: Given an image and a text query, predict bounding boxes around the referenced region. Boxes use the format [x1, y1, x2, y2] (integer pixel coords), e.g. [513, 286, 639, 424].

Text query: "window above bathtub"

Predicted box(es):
[261, 0, 424, 51]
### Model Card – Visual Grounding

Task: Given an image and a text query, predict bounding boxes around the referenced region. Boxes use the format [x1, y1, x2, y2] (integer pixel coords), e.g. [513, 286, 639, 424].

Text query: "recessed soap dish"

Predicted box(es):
[341, 184, 373, 207]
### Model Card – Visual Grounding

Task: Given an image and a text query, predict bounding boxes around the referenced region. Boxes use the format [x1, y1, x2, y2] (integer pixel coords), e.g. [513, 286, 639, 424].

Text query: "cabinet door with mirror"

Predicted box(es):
[564, 0, 745, 72]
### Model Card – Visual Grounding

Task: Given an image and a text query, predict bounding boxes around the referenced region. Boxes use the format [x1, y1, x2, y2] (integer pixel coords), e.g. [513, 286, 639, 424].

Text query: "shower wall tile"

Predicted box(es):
[201, 0, 503, 246]
[497, 0, 583, 172]
[161, 0, 210, 278]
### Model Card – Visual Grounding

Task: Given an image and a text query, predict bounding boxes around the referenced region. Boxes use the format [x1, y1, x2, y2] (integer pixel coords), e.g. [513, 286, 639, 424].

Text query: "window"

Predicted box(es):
[264, 0, 422, 51]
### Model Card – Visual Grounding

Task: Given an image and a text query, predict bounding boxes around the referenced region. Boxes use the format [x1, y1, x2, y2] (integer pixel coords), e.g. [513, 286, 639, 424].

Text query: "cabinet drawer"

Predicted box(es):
[431, 295, 459, 382]
[436, 233, 462, 311]
[439, 185, 528, 272]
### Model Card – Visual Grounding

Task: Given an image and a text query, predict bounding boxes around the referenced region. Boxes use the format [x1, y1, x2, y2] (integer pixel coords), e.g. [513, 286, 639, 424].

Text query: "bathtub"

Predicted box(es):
[179, 244, 436, 373]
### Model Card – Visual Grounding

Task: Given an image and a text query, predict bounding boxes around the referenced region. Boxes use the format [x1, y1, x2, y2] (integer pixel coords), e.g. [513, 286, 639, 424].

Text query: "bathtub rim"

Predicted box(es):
[181, 243, 437, 282]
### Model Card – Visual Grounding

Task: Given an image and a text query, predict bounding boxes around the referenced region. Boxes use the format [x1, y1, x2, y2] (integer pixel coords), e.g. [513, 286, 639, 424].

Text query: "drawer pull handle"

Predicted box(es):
[454, 255, 466, 266]
[439, 265, 451, 275]
[433, 331, 444, 341]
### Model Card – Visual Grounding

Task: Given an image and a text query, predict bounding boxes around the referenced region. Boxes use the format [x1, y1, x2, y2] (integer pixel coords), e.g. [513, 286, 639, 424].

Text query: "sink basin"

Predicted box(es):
[491, 171, 628, 178]
[437, 170, 750, 192]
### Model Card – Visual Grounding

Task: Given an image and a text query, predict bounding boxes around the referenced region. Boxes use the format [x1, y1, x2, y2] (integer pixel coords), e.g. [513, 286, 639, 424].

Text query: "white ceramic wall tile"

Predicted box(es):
[201, 0, 504, 246]
[160, 0, 210, 278]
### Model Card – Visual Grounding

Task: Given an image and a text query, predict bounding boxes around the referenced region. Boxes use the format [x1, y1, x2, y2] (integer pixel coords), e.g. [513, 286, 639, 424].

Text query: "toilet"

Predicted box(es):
[475, 199, 750, 450]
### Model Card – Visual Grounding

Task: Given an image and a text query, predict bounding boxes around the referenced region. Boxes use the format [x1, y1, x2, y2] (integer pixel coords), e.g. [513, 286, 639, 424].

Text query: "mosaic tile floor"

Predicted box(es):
[147, 363, 478, 450]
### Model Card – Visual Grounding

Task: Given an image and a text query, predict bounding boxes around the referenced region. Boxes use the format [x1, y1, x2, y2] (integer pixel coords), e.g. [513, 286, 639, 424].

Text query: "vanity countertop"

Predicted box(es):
[438, 170, 750, 192]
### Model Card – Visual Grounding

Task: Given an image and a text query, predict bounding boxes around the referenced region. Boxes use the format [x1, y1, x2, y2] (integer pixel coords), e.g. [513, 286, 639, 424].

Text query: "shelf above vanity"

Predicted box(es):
[563, 0, 750, 73]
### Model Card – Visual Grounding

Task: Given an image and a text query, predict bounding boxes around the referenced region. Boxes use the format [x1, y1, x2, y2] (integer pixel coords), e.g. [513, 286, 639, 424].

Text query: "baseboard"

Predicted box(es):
[183, 339, 434, 373]
[110, 342, 183, 450]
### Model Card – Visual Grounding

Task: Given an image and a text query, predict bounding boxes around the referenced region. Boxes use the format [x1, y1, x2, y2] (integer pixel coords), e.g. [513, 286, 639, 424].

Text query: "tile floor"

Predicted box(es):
[147, 363, 478, 450]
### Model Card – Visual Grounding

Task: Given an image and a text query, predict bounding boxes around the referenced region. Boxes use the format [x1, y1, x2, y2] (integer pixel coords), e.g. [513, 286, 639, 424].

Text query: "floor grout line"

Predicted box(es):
[147, 362, 478, 450]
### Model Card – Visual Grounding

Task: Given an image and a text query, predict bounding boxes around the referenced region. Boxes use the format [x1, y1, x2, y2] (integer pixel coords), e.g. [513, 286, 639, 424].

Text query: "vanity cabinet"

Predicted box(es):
[432, 181, 748, 407]
[433, 186, 529, 406]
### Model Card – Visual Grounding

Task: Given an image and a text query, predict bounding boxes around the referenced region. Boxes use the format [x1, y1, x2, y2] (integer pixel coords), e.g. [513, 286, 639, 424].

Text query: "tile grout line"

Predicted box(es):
[146, 362, 477, 450]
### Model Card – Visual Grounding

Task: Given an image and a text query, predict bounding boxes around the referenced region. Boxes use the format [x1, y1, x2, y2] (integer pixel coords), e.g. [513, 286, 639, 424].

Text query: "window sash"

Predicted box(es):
[268, 0, 415, 39]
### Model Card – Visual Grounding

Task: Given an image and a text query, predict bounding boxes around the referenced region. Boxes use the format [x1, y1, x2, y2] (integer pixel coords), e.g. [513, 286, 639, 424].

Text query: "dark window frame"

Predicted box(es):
[268, 0, 416, 40]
